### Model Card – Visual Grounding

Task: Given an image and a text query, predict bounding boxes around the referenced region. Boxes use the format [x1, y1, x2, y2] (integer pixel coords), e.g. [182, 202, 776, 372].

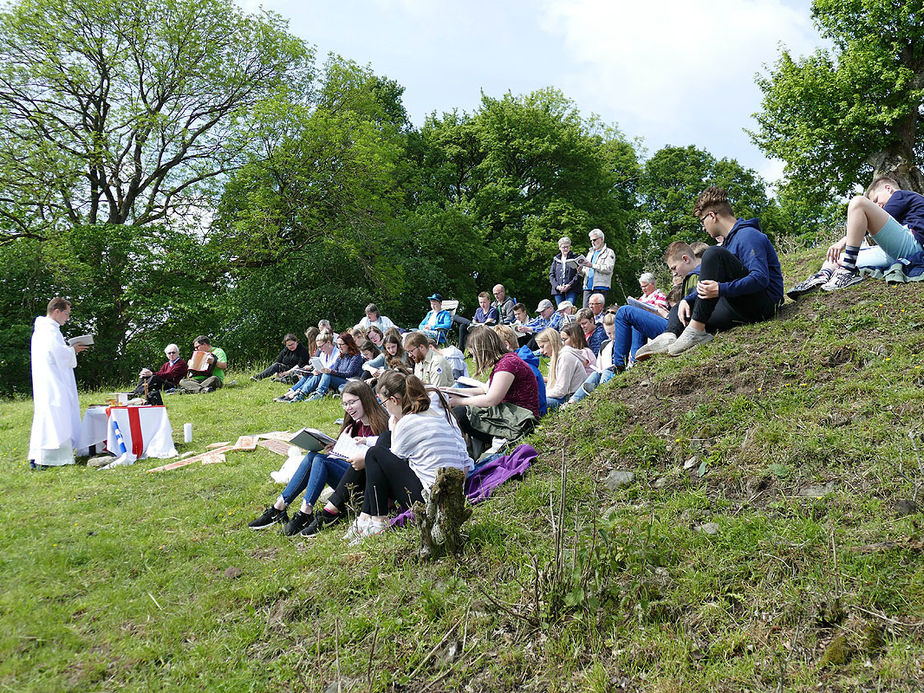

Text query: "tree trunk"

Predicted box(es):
[868, 108, 924, 193]
[412, 466, 472, 560]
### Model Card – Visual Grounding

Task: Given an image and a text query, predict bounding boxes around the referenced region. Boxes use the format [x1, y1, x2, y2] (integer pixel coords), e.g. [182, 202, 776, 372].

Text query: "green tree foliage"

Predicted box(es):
[632, 146, 774, 270]
[413, 89, 640, 309]
[751, 0, 924, 195]
[0, 0, 313, 242]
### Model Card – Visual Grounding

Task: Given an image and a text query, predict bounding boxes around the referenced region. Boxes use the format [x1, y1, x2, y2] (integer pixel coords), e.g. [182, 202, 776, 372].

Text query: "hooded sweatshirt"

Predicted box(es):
[685, 218, 784, 305]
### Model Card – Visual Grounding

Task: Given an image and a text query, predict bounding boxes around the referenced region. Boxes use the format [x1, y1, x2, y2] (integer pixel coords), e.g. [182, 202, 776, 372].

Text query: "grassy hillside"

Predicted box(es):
[2, 248, 923, 691]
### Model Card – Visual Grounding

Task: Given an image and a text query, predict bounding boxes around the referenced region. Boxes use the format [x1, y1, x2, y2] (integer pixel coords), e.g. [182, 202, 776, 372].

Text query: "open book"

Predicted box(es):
[289, 427, 337, 452]
[330, 432, 378, 459]
[627, 297, 662, 314]
[68, 334, 94, 346]
[310, 356, 326, 371]
[455, 376, 487, 392]
[557, 254, 586, 268]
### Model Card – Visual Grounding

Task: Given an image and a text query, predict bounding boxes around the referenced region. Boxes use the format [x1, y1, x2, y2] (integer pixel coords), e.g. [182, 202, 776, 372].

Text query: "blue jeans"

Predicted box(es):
[613, 305, 667, 367]
[546, 394, 571, 410]
[280, 451, 351, 507]
[292, 374, 323, 396]
[316, 373, 348, 395]
[568, 368, 617, 404]
[553, 291, 578, 306]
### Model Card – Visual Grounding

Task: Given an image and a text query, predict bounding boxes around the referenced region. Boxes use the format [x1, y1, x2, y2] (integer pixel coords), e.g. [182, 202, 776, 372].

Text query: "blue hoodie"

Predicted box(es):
[516, 345, 548, 417]
[685, 218, 784, 305]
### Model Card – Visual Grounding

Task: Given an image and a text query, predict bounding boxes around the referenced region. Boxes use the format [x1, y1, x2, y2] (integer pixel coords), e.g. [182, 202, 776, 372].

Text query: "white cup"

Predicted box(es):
[183, 423, 193, 443]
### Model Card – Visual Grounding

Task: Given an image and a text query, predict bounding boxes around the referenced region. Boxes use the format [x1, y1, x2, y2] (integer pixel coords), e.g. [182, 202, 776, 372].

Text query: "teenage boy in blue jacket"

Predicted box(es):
[638, 187, 784, 358]
[787, 176, 924, 297]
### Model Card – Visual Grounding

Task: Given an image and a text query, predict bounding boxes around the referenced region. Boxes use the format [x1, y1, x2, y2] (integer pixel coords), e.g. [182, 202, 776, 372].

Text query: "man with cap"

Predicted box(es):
[554, 300, 576, 328]
[513, 299, 558, 350]
[416, 293, 453, 343]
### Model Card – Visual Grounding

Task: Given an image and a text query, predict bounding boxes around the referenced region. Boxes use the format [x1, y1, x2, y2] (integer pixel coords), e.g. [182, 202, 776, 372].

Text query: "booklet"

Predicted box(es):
[310, 356, 326, 371]
[289, 427, 337, 452]
[627, 297, 661, 314]
[68, 334, 94, 346]
[330, 432, 378, 460]
[557, 254, 586, 268]
[455, 376, 487, 392]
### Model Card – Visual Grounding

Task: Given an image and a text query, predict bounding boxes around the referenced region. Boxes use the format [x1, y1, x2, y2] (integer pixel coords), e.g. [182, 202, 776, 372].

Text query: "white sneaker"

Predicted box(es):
[820, 267, 864, 292]
[635, 332, 677, 361]
[343, 516, 388, 545]
[667, 326, 713, 356]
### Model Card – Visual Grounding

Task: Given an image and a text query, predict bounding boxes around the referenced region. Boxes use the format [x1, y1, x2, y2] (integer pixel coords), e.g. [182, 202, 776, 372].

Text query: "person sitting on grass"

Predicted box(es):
[453, 291, 499, 351]
[355, 303, 394, 332]
[560, 323, 596, 375]
[417, 293, 453, 342]
[178, 336, 227, 393]
[275, 332, 337, 402]
[405, 332, 454, 388]
[636, 187, 783, 358]
[612, 242, 701, 368]
[513, 299, 558, 350]
[131, 343, 187, 397]
[492, 325, 548, 417]
[358, 341, 382, 381]
[447, 328, 540, 457]
[535, 328, 586, 410]
[787, 176, 924, 297]
[636, 272, 669, 317]
[365, 325, 385, 350]
[248, 381, 389, 535]
[341, 371, 473, 543]
[251, 333, 311, 381]
[555, 300, 577, 327]
[568, 311, 618, 405]
[303, 332, 365, 401]
[277, 332, 362, 402]
[576, 308, 607, 356]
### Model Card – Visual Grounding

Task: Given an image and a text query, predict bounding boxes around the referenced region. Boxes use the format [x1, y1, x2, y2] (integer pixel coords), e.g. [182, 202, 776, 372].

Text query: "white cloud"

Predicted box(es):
[538, 0, 821, 178]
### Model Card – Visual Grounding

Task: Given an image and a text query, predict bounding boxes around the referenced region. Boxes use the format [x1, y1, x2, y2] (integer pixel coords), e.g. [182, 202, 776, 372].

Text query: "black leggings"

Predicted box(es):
[667, 246, 777, 334]
[362, 445, 424, 516]
[326, 430, 392, 512]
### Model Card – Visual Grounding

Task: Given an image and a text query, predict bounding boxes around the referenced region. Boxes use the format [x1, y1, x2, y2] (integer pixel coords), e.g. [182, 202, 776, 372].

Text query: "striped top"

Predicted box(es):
[639, 289, 669, 313]
[391, 410, 473, 491]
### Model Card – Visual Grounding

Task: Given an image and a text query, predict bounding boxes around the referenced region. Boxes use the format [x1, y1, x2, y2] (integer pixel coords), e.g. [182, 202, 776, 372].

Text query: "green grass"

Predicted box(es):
[3, 249, 924, 690]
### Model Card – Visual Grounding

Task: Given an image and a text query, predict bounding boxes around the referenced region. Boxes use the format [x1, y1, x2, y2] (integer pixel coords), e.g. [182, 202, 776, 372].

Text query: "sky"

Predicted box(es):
[236, 0, 825, 185]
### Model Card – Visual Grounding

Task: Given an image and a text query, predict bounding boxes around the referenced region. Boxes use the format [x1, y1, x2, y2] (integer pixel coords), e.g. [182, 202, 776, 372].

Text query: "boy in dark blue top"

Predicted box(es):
[645, 187, 784, 357]
[787, 176, 924, 296]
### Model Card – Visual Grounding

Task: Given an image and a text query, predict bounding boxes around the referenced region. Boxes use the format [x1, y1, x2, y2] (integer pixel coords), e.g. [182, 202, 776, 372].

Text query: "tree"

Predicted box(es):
[413, 89, 639, 309]
[0, 0, 312, 243]
[632, 145, 772, 270]
[751, 0, 924, 195]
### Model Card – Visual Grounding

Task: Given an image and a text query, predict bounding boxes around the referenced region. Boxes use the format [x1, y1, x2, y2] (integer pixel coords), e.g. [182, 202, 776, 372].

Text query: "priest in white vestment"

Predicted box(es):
[28, 297, 88, 467]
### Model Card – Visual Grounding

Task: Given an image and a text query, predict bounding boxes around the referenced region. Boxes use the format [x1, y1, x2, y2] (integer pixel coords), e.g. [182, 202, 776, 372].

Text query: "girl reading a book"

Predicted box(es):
[338, 371, 472, 542]
[446, 328, 540, 458]
[248, 381, 388, 535]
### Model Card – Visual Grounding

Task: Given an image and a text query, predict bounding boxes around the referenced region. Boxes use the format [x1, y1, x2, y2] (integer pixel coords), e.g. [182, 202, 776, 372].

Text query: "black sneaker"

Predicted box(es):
[299, 509, 343, 537]
[282, 510, 313, 536]
[786, 271, 830, 300]
[248, 506, 288, 530]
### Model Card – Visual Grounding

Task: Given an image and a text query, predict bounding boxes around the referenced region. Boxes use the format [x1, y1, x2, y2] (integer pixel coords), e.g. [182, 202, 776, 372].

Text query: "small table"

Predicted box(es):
[78, 405, 177, 459]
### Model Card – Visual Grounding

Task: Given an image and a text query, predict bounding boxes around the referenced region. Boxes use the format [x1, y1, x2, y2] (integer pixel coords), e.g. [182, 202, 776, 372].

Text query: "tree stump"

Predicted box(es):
[413, 466, 472, 560]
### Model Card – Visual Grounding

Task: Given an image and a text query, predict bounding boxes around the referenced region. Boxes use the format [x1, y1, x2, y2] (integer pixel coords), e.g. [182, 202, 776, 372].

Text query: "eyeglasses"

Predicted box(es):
[699, 211, 714, 229]
[166, 350, 178, 354]
[341, 398, 360, 409]
[336, 342, 346, 347]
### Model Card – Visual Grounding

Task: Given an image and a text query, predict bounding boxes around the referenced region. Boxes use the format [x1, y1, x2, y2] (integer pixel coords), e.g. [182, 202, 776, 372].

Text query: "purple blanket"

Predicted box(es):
[390, 444, 538, 527]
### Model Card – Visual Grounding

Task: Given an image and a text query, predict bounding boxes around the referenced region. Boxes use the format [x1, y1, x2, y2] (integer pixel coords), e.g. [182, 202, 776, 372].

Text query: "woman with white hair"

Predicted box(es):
[637, 272, 669, 317]
[577, 228, 616, 308]
[549, 236, 581, 306]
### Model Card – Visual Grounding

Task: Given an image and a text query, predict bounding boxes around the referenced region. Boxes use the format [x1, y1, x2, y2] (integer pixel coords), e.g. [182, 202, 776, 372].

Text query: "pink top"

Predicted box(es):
[640, 289, 669, 313]
[490, 352, 540, 418]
